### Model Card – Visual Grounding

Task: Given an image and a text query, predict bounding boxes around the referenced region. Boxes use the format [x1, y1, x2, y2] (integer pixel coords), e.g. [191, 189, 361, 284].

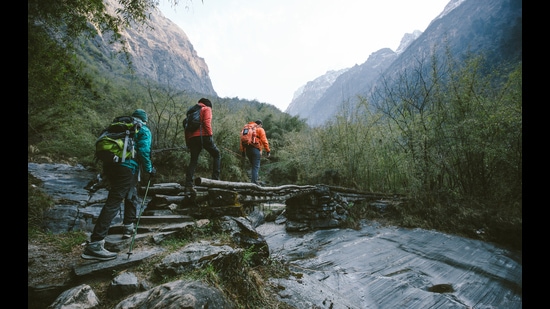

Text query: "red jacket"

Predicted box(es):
[184, 103, 213, 141]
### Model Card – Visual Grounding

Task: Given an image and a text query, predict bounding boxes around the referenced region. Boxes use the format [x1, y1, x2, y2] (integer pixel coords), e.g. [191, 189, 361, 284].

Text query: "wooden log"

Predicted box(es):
[239, 195, 290, 202]
[152, 183, 182, 188]
[195, 177, 316, 192]
[150, 194, 186, 205]
[140, 183, 183, 195]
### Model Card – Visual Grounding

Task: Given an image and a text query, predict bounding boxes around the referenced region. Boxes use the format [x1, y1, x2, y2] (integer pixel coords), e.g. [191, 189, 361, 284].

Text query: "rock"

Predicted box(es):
[113, 279, 234, 309]
[47, 284, 99, 309]
[155, 241, 237, 277]
[108, 272, 141, 299]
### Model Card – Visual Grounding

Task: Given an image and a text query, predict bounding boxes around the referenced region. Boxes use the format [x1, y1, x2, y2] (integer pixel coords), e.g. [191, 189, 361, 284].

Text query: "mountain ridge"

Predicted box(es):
[285, 0, 521, 127]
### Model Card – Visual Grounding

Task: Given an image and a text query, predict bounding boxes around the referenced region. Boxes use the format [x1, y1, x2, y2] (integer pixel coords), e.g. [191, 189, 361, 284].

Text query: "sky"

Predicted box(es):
[158, 0, 450, 111]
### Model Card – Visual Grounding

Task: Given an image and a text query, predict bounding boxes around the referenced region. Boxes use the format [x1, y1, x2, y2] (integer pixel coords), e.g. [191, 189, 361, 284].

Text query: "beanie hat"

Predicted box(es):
[198, 98, 212, 108]
[132, 109, 147, 122]
[255, 119, 262, 125]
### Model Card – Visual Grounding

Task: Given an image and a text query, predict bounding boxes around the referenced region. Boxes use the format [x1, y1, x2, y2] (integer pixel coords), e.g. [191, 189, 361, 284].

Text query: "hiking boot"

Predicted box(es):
[122, 223, 135, 239]
[81, 240, 117, 261]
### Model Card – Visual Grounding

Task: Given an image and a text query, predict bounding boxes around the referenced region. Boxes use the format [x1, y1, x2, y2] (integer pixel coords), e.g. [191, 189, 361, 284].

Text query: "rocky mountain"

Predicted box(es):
[87, 0, 217, 96]
[285, 0, 522, 127]
[395, 30, 422, 55]
[284, 30, 418, 126]
[285, 68, 349, 118]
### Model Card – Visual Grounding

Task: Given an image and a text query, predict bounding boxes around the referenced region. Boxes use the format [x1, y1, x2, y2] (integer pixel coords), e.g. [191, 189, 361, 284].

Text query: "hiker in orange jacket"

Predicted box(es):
[240, 119, 270, 184]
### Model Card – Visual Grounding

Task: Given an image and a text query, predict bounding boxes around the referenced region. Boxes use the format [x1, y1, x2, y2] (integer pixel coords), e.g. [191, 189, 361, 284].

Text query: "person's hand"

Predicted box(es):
[148, 167, 157, 178]
[267, 152, 271, 158]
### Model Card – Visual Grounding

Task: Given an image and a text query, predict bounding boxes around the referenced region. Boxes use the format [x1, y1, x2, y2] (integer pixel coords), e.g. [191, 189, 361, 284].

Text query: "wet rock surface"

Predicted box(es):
[28, 163, 522, 308]
[257, 222, 522, 308]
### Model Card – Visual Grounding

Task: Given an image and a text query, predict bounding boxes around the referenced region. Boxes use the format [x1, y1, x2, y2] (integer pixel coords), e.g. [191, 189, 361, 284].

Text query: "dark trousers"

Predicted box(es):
[90, 164, 139, 242]
[245, 146, 261, 184]
[185, 136, 221, 187]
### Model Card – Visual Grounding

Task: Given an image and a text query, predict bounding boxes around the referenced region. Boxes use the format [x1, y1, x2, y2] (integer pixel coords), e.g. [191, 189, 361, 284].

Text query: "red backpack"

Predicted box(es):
[240, 123, 258, 147]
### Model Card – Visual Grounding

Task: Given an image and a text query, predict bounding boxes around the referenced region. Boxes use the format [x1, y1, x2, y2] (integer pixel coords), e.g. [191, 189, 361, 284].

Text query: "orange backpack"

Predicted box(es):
[240, 123, 258, 147]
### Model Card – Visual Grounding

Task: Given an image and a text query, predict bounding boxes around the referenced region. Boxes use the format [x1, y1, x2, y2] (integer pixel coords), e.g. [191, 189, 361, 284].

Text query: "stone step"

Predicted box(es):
[137, 215, 194, 224]
[104, 221, 197, 252]
[74, 247, 165, 277]
[143, 209, 175, 216]
[108, 220, 196, 236]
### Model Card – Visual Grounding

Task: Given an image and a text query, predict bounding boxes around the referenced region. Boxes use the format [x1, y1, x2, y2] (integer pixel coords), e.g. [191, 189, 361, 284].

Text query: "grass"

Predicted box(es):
[28, 173, 54, 228]
[28, 228, 88, 253]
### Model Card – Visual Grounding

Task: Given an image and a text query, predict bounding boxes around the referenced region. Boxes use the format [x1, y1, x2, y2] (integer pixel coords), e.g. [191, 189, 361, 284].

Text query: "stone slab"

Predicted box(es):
[73, 247, 165, 277]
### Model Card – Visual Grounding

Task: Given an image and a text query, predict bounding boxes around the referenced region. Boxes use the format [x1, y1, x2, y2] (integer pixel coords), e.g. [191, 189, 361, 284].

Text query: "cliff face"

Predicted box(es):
[121, 7, 217, 96]
[87, 0, 217, 96]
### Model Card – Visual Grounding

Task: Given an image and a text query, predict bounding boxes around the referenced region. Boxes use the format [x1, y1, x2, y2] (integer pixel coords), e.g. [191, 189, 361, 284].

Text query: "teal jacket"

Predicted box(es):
[121, 120, 153, 174]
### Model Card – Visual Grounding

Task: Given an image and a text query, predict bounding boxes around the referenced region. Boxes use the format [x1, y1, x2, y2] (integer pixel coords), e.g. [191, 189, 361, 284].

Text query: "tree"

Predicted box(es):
[28, 0, 159, 46]
[28, 0, 187, 157]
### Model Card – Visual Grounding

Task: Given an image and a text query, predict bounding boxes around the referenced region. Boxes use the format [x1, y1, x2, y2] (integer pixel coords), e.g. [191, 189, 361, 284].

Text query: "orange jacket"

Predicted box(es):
[184, 103, 213, 141]
[239, 121, 270, 153]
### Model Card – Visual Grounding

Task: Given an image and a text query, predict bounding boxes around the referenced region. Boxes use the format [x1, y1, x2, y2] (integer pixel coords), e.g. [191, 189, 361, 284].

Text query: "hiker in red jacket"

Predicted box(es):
[184, 98, 221, 193]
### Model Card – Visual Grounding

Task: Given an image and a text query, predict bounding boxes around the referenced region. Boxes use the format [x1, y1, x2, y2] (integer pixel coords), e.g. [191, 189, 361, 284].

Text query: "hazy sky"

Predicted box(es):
[159, 0, 449, 111]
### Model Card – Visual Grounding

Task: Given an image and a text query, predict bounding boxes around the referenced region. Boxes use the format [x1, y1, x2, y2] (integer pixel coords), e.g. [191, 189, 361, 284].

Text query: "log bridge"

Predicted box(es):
[142, 177, 404, 230]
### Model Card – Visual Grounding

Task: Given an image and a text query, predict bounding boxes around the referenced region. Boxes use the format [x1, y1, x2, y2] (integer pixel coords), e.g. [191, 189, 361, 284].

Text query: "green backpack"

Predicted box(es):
[95, 116, 142, 163]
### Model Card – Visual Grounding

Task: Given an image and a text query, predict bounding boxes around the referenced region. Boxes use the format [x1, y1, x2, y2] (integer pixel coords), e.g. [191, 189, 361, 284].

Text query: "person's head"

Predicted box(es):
[198, 98, 212, 109]
[255, 119, 263, 126]
[132, 109, 147, 123]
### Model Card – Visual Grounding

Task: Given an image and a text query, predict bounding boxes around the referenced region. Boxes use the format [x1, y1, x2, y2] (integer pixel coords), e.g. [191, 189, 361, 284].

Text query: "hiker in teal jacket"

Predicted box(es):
[121, 113, 154, 175]
[82, 109, 156, 261]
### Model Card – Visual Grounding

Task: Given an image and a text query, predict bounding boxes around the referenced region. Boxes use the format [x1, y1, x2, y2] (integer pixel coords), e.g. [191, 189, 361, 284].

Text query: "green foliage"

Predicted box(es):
[161, 237, 191, 252]
[194, 263, 219, 285]
[28, 0, 157, 50]
[242, 245, 257, 267]
[28, 229, 88, 254]
[271, 54, 521, 250]
[283, 54, 521, 205]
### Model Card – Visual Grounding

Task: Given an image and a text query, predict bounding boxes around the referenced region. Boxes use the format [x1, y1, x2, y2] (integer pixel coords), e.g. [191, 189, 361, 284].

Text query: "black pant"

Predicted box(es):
[185, 135, 221, 187]
[91, 164, 139, 242]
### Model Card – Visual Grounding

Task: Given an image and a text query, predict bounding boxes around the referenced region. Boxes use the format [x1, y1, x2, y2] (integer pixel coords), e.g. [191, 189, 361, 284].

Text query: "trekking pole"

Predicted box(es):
[127, 176, 152, 259]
